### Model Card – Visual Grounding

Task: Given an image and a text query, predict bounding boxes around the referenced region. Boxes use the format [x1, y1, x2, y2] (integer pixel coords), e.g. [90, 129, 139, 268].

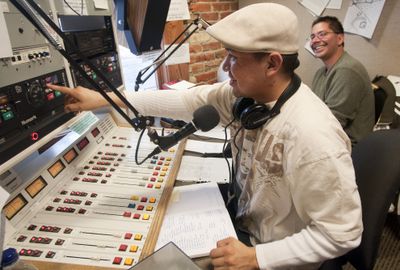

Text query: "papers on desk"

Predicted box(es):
[180, 137, 230, 184]
[164, 80, 196, 90]
[177, 156, 230, 184]
[156, 183, 237, 258]
[192, 126, 230, 141]
[184, 140, 225, 155]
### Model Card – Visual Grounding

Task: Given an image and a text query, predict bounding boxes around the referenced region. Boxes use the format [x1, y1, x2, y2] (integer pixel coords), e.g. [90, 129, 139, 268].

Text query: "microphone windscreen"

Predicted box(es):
[193, 105, 220, 132]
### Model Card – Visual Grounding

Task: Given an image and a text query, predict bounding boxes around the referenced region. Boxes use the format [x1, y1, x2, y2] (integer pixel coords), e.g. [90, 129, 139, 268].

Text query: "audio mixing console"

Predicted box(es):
[2, 112, 183, 269]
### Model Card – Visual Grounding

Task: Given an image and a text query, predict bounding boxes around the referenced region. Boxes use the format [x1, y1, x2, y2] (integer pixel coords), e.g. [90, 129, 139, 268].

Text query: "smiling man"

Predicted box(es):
[310, 16, 374, 145]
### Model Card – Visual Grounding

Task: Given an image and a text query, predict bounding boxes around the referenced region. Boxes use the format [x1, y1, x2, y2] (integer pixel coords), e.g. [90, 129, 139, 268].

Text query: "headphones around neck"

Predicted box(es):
[232, 74, 301, 130]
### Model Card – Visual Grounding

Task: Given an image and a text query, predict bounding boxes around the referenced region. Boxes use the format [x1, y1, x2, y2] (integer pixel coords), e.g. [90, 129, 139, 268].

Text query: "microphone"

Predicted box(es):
[147, 105, 220, 156]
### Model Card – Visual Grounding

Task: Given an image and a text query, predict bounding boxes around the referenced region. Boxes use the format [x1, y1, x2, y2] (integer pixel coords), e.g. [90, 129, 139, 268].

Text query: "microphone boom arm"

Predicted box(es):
[135, 16, 210, 91]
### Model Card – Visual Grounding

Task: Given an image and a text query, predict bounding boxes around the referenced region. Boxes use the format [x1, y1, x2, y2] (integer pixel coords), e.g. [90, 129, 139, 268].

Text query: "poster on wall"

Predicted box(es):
[167, 0, 190, 21]
[297, 0, 330, 16]
[343, 0, 386, 39]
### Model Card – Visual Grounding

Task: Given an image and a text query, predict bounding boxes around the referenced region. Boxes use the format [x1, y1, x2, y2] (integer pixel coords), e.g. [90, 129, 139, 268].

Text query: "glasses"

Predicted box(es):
[309, 31, 338, 40]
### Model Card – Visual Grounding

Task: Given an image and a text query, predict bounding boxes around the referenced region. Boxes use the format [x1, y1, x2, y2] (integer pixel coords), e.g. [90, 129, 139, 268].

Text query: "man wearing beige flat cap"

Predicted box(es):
[47, 3, 362, 270]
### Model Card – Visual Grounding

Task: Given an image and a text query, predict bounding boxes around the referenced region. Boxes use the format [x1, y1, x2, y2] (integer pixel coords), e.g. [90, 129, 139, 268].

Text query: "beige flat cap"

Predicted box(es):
[206, 3, 299, 54]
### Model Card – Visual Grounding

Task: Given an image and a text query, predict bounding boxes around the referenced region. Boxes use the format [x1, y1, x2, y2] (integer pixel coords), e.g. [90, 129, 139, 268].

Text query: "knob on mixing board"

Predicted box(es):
[26, 81, 45, 107]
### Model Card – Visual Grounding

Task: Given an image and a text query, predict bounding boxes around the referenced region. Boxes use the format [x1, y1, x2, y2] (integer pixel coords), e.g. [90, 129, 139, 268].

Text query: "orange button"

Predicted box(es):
[124, 258, 134, 265]
[130, 245, 138, 252]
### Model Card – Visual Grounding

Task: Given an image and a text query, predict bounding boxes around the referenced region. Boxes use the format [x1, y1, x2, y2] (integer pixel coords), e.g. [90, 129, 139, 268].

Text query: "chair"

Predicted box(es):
[373, 86, 387, 124]
[320, 129, 400, 270]
[372, 76, 396, 125]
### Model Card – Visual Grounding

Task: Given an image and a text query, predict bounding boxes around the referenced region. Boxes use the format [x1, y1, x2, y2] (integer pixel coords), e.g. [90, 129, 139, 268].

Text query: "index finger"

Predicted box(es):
[216, 236, 235, 247]
[46, 83, 72, 95]
[210, 246, 225, 259]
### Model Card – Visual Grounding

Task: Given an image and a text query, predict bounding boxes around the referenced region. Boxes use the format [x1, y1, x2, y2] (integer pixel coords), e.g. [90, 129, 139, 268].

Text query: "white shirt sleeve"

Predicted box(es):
[123, 82, 234, 124]
[124, 89, 195, 122]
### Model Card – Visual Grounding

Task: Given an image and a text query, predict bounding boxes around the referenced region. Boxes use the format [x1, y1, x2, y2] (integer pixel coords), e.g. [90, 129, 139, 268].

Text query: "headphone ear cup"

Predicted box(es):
[240, 104, 270, 129]
[232, 74, 301, 130]
[232, 98, 255, 121]
[232, 97, 271, 130]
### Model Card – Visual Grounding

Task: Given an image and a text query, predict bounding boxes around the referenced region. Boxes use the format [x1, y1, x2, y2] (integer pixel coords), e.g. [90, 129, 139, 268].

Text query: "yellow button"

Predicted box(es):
[130, 245, 138, 252]
[146, 206, 153, 211]
[142, 213, 150, 220]
[130, 195, 139, 201]
[164, 162, 170, 166]
[160, 172, 166, 176]
[157, 178, 164, 183]
[155, 184, 161, 189]
[166, 157, 172, 161]
[134, 234, 143, 241]
[169, 149, 175, 153]
[162, 167, 168, 171]
[124, 258, 134, 265]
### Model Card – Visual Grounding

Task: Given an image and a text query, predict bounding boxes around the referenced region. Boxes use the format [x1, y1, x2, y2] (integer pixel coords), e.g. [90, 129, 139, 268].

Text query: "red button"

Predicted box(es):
[119, 244, 128, 251]
[113, 257, 123, 265]
[47, 93, 55, 100]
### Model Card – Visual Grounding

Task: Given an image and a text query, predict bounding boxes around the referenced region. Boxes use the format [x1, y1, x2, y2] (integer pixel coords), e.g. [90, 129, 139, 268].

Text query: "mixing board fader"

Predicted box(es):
[3, 112, 182, 269]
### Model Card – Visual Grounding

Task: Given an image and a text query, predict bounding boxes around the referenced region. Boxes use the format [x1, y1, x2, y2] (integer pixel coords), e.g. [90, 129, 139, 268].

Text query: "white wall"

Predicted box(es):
[239, 0, 400, 86]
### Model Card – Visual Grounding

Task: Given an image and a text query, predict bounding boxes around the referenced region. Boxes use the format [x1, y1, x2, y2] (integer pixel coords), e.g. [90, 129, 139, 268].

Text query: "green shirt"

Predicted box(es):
[312, 52, 374, 145]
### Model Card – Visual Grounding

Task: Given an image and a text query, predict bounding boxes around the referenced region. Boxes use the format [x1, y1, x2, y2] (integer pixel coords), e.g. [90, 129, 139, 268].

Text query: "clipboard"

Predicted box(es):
[129, 242, 202, 270]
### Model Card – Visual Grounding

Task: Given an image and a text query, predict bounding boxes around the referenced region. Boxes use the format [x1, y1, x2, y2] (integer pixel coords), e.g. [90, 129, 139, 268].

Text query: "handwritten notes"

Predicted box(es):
[156, 183, 237, 258]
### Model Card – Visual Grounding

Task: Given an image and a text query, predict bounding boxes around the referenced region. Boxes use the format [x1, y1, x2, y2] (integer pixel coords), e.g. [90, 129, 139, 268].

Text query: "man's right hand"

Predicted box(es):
[46, 84, 108, 112]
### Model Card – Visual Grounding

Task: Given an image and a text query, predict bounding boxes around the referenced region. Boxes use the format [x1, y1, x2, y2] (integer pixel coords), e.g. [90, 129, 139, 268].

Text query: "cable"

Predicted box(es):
[63, 0, 81, 16]
[134, 129, 148, 165]
[223, 119, 235, 184]
[225, 125, 243, 206]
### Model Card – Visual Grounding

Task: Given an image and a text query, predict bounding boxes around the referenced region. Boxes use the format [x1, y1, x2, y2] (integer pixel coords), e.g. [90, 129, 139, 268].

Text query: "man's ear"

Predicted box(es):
[337, 33, 345, 47]
[266, 52, 283, 73]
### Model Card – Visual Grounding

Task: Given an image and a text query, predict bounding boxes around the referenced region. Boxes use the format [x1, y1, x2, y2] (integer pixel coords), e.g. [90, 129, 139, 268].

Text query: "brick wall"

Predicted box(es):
[188, 0, 238, 84]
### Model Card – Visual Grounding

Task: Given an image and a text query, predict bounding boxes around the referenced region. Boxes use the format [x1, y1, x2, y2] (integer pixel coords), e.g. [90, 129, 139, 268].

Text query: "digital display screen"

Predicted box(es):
[47, 160, 65, 178]
[0, 95, 9, 105]
[63, 148, 78, 164]
[38, 132, 67, 154]
[76, 137, 89, 151]
[25, 176, 48, 198]
[4, 194, 28, 220]
[91, 127, 100, 138]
